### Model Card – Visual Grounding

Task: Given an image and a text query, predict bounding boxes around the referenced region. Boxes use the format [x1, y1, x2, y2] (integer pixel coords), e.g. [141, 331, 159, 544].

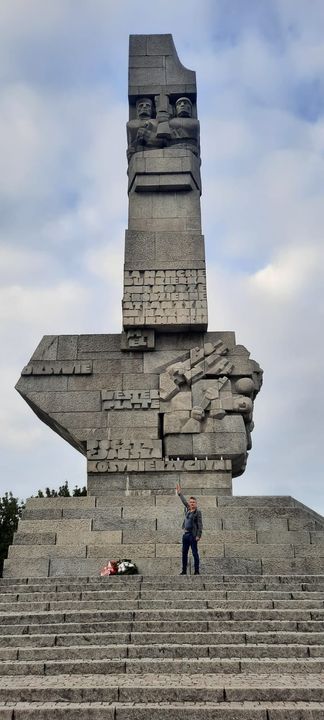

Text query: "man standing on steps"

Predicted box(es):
[176, 483, 203, 575]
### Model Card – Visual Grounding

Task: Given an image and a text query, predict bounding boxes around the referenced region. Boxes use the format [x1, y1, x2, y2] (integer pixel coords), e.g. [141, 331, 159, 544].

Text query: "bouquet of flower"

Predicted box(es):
[100, 560, 118, 577]
[100, 558, 138, 576]
[117, 559, 138, 575]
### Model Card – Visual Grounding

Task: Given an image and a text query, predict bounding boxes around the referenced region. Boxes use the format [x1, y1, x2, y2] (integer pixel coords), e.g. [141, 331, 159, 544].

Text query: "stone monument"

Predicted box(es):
[2, 38, 324, 717]
[4, 35, 269, 577]
[16, 33, 262, 485]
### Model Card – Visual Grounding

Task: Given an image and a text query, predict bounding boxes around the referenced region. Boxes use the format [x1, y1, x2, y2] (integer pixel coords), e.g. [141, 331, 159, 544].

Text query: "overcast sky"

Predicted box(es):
[0, 0, 323, 514]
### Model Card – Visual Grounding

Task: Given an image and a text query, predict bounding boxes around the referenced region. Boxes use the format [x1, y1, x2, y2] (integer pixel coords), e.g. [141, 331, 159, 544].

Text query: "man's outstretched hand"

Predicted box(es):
[176, 483, 181, 494]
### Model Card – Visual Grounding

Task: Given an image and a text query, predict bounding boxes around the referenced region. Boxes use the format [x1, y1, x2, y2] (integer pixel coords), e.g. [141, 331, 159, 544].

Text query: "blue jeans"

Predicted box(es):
[182, 532, 199, 574]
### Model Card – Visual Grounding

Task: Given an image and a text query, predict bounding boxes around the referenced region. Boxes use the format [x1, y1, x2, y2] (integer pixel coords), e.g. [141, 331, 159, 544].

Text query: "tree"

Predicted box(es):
[0, 482, 86, 576]
[36, 481, 87, 497]
[0, 493, 25, 576]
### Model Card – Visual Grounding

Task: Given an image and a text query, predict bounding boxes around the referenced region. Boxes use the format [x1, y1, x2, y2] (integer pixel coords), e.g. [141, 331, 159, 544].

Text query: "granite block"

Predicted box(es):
[13, 532, 56, 545]
[68, 374, 123, 391]
[87, 543, 155, 558]
[27, 391, 101, 413]
[22, 508, 63, 520]
[146, 34, 175, 55]
[156, 543, 224, 558]
[164, 434, 193, 457]
[225, 543, 294, 558]
[57, 335, 78, 360]
[311, 532, 324, 545]
[294, 544, 324, 557]
[18, 376, 68, 391]
[180, 473, 232, 489]
[122, 529, 179, 544]
[262, 558, 324, 574]
[8, 544, 86, 559]
[155, 334, 204, 351]
[30, 336, 58, 361]
[130, 67, 166, 86]
[129, 34, 147, 56]
[51, 411, 106, 428]
[88, 475, 128, 491]
[257, 531, 311, 545]
[49, 558, 105, 576]
[77, 335, 122, 353]
[56, 531, 122, 545]
[154, 232, 204, 264]
[125, 230, 156, 265]
[192, 431, 247, 457]
[18, 519, 91, 534]
[3, 559, 50, 578]
[93, 518, 156, 532]
[122, 373, 158, 390]
[108, 427, 159, 440]
[26, 497, 95, 509]
[129, 54, 164, 68]
[106, 410, 159, 427]
[201, 558, 262, 575]
[96, 496, 156, 508]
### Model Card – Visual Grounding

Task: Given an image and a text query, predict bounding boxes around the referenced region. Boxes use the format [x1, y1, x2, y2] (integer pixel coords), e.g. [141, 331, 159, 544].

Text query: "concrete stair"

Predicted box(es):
[0, 574, 324, 718]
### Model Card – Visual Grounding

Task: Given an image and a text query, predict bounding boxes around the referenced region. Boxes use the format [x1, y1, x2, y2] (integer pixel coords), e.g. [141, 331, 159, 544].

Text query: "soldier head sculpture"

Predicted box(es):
[136, 97, 154, 119]
[175, 97, 193, 118]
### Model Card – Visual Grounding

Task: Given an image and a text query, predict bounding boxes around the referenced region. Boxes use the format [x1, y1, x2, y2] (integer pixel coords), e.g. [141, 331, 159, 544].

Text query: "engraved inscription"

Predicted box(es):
[21, 362, 93, 376]
[88, 457, 231, 473]
[123, 269, 208, 326]
[87, 438, 162, 460]
[101, 389, 160, 410]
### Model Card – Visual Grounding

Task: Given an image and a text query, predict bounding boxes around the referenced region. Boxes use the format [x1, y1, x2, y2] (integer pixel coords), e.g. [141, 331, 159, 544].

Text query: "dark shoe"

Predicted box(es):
[180, 571, 187, 575]
[194, 571, 200, 575]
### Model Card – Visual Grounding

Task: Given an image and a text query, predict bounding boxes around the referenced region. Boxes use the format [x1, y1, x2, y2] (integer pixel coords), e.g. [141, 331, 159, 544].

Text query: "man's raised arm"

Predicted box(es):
[176, 483, 189, 508]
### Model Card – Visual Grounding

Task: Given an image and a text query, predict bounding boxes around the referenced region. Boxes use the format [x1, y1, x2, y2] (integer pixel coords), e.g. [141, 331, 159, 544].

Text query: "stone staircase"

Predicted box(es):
[0, 573, 324, 718]
[2, 494, 324, 717]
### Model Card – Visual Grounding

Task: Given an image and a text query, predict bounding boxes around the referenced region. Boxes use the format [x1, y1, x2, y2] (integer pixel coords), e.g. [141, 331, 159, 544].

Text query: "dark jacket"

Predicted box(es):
[177, 492, 203, 539]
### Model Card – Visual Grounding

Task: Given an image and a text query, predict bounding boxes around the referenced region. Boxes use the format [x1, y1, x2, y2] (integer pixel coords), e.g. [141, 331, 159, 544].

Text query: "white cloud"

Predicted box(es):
[250, 245, 323, 300]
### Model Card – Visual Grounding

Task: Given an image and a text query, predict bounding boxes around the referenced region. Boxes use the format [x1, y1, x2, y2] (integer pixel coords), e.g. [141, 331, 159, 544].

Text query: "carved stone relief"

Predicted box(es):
[127, 94, 200, 161]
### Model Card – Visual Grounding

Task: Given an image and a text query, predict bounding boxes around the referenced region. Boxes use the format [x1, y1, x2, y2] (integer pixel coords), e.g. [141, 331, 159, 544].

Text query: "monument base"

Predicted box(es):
[4, 493, 324, 578]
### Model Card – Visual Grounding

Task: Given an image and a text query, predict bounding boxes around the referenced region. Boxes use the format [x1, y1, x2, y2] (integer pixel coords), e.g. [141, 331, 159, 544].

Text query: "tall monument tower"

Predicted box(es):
[8, 35, 264, 577]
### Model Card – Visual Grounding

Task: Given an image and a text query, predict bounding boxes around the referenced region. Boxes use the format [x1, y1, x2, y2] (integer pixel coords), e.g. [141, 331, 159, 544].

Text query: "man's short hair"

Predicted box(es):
[189, 496, 197, 501]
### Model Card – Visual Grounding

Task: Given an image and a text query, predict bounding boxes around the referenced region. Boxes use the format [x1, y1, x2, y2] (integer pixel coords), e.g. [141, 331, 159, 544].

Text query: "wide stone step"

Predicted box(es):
[1, 629, 324, 647]
[0, 673, 323, 703]
[4, 587, 321, 599]
[3, 642, 322, 661]
[2, 607, 324, 625]
[2, 573, 324, 585]
[3, 584, 324, 597]
[0, 702, 324, 719]
[2, 619, 324, 635]
[1, 598, 324, 614]
[2, 575, 324, 593]
[1, 656, 324, 676]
